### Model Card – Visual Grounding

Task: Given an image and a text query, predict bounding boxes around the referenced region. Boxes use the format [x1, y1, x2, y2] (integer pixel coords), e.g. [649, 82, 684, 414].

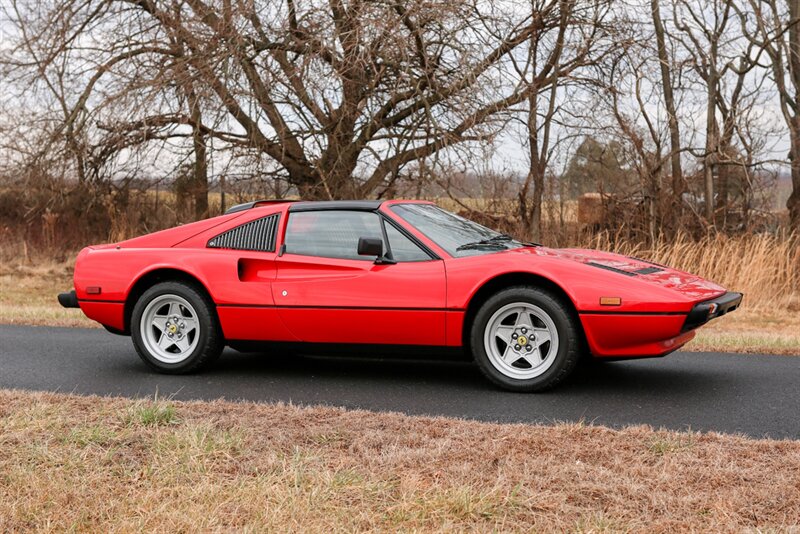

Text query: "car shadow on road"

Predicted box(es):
[198, 349, 727, 397]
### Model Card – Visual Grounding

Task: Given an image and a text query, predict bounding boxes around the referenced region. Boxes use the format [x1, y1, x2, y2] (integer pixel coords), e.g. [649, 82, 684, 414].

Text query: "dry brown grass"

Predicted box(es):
[0, 259, 96, 328]
[1, 389, 798, 532]
[690, 309, 800, 354]
[583, 231, 800, 312]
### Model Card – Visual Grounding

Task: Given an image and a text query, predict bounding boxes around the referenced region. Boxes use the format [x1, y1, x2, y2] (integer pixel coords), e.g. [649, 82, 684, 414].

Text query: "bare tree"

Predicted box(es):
[605, 45, 670, 241]
[173, 29, 210, 220]
[738, 0, 800, 230]
[3, 0, 576, 206]
[651, 0, 686, 211]
[512, 0, 616, 241]
[672, 0, 749, 225]
[672, 0, 768, 228]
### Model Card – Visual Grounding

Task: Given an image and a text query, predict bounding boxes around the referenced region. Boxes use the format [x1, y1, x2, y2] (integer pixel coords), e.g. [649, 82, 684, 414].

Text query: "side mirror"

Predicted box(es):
[357, 237, 383, 257]
[357, 237, 396, 264]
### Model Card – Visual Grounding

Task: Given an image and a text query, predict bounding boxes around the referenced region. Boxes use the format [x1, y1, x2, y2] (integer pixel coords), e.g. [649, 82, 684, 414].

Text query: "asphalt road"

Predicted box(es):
[1, 324, 798, 439]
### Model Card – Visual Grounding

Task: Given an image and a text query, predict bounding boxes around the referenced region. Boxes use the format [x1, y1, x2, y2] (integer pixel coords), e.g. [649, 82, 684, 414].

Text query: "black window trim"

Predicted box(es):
[278, 208, 440, 262]
[280, 209, 382, 262]
[378, 212, 439, 261]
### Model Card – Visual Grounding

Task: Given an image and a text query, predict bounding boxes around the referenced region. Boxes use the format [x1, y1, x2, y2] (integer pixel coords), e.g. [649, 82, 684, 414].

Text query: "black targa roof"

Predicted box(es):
[288, 200, 384, 212]
[225, 199, 383, 215]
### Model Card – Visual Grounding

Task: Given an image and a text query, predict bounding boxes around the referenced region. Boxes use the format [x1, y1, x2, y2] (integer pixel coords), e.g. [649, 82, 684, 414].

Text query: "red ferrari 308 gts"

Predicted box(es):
[58, 199, 742, 391]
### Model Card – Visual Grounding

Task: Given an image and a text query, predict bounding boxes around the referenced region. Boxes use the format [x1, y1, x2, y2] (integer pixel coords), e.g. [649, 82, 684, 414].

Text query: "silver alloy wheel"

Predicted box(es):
[140, 294, 200, 364]
[483, 302, 559, 380]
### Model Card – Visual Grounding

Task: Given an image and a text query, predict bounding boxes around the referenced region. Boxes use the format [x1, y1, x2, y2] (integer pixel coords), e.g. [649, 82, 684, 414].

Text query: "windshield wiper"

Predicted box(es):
[456, 234, 514, 251]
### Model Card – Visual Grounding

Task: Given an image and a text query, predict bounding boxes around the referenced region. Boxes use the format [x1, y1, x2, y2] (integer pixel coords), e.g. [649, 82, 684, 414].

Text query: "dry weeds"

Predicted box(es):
[584, 231, 800, 312]
[0, 390, 798, 532]
[691, 309, 800, 354]
[0, 260, 95, 327]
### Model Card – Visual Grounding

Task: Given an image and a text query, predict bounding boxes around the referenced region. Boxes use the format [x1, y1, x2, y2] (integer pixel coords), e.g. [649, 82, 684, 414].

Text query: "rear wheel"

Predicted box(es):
[470, 286, 582, 392]
[131, 281, 223, 373]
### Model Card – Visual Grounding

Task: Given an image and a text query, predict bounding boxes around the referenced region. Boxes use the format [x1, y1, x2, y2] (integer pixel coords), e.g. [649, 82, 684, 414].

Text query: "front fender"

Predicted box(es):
[445, 249, 705, 314]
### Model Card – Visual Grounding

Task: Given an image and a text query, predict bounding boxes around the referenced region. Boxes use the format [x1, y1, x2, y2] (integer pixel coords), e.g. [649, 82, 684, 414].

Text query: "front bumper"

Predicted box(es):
[682, 291, 743, 332]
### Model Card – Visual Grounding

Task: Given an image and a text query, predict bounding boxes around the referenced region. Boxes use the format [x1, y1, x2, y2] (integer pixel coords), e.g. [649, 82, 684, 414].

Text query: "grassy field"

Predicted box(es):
[0, 261, 95, 328]
[2, 255, 797, 355]
[1, 390, 799, 532]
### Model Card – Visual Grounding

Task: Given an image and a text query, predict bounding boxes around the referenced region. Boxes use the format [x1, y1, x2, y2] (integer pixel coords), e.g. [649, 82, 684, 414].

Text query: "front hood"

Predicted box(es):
[506, 246, 726, 302]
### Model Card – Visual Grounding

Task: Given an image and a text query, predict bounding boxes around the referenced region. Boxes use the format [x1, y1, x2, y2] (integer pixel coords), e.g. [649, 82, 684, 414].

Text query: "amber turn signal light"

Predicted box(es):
[599, 297, 622, 306]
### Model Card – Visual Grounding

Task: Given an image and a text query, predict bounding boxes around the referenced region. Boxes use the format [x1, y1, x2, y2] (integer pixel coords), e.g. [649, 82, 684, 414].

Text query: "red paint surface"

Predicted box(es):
[70, 200, 733, 358]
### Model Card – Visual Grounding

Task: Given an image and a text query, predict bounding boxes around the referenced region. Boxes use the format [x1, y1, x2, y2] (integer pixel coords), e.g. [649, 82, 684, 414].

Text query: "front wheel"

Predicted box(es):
[470, 286, 582, 392]
[131, 281, 223, 373]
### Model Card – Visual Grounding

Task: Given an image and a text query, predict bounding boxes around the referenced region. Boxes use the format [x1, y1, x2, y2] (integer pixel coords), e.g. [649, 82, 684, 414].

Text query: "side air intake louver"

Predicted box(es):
[207, 214, 279, 252]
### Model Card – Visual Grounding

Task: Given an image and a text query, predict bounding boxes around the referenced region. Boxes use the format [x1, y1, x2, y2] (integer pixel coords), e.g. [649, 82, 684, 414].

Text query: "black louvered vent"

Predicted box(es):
[587, 261, 637, 277]
[207, 214, 279, 252]
[634, 266, 664, 275]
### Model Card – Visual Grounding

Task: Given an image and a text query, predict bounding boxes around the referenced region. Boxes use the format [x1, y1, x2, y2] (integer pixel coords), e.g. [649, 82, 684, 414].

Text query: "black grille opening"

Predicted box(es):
[207, 214, 279, 252]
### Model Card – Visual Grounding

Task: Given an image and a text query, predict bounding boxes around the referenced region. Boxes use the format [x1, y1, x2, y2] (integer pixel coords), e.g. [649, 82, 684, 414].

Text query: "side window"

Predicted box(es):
[284, 211, 383, 260]
[384, 222, 431, 262]
[207, 214, 279, 252]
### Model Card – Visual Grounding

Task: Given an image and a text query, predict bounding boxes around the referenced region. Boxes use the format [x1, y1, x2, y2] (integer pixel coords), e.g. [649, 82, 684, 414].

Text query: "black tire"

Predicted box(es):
[469, 286, 582, 392]
[131, 281, 223, 374]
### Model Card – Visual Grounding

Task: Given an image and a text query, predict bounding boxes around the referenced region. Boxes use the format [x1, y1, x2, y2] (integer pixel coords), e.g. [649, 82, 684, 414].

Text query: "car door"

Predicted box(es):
[203, 211, 297, 342]
[272, 209, 447, 345]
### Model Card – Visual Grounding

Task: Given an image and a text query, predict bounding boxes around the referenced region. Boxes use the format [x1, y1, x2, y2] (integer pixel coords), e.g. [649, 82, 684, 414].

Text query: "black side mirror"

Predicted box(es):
[357, 237, 383, 257]
[357, 237, 396, 264]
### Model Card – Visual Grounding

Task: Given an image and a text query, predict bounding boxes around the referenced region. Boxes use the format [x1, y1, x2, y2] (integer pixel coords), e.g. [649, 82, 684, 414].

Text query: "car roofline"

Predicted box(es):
[288, 200, 384, 212]
[224, 199, 298, 214]
[226, 198, 436, 216]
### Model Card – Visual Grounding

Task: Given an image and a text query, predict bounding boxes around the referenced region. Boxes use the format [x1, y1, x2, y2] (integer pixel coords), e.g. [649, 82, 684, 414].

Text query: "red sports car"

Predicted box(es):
[58, 199, 742, 391]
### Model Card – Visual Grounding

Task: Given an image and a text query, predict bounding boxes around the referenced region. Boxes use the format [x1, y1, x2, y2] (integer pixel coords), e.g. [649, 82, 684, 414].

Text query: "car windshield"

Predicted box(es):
[390, 204, 527, 257]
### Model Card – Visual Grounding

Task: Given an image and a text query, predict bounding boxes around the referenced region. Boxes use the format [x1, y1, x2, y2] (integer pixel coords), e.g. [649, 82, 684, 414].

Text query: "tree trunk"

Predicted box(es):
[651, 0, 684, 210]
[704, 157, 715, 223]
[295, 175, 327, 200]
[789, 123, 800, 229]
[519, 167, 545, 242]
[717, 114, 739, 227]
[530, 166, 544, 241]
[519, 91, 544, 242]
[704, 66, 718, 224]
[716, 162, 729, 226]
[191, 123, 208, 220]
[219, 173, 226, 214]
[789, 0, 800, 231]
[187, 85, 208, 221]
